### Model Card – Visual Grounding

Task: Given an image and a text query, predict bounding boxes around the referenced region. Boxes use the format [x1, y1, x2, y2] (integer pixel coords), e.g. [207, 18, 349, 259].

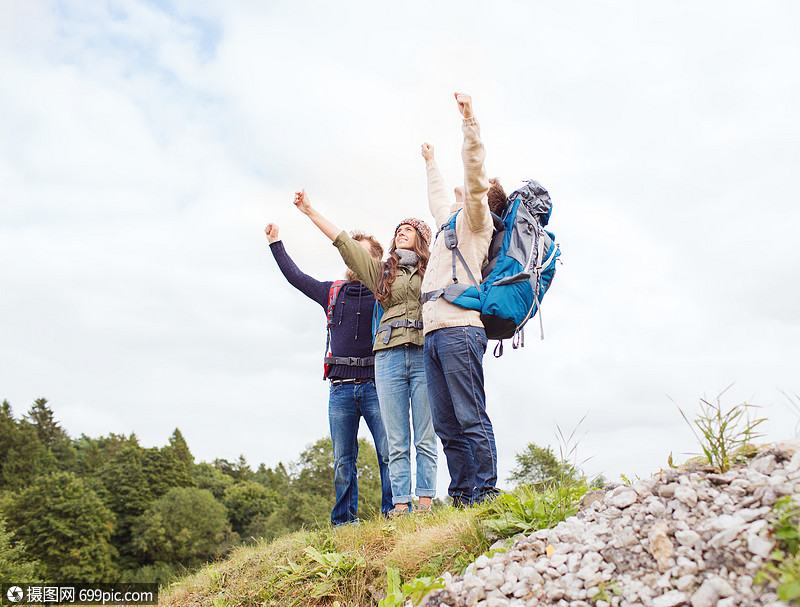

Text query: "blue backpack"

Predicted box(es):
[422, 180, 560, 356]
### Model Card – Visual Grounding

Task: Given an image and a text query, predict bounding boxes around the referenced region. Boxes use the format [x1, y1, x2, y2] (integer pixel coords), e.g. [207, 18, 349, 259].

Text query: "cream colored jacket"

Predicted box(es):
[421, 116, 492, 335]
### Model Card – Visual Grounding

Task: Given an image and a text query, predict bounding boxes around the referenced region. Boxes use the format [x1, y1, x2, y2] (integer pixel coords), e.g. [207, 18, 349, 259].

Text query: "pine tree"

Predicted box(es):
[167, 429, 194, 480]
[26, 398, 60, 446]
[3, 471, 117, 582]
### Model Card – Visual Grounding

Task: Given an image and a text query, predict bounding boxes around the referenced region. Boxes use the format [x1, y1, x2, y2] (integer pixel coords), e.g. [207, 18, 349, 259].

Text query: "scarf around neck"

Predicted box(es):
[395, 249, 419, 268]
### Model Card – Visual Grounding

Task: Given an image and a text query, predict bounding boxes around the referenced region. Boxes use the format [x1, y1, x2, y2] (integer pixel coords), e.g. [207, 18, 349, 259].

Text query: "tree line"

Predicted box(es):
[0, 398, 602, 585]
[0, 398, 383, 584]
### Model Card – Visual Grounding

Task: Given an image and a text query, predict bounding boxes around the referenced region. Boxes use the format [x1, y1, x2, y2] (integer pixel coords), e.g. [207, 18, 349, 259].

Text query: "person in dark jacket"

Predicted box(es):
[291, 191, 438, 518]
[264, 222, 392, 525]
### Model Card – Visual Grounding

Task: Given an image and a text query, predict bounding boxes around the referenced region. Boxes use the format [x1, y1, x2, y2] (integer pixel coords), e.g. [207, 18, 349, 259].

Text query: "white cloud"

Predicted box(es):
[1, 0, 798, 499]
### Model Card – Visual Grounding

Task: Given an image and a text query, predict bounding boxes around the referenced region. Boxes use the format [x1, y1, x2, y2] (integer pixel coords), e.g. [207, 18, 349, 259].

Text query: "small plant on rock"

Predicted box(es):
[677, 386, 765, 473]
[757, 496, 800, 602]
[377, 567, 444, 607]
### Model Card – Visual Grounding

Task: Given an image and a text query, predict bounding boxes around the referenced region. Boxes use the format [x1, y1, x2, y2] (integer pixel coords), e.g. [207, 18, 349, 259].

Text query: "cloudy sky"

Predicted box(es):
[1, 0, 798, 493]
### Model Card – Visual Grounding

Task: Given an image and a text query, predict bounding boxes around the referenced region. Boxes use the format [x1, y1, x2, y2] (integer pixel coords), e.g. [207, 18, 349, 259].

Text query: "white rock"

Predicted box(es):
[736, 574, 754, 594]
[747, 532, 774, 558]
[645, 498, 667, 517]
[483, 569, 505, 591]
[651, 590, 686, 607]
[498, 581, 515, 595]
[787, 451, 800, 474]
[675, 556, 699, 576]
[611, 489, 638, 509]
[689, 579, 718, 607]
[675, 574, 696, 591]
[709, 576, 734, 598]
[674, 529, 701, 547]
[674, 486, 698, 507]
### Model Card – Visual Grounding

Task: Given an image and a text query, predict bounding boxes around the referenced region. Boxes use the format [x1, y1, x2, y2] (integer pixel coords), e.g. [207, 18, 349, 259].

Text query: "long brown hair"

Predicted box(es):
[375, 229, 430, 303]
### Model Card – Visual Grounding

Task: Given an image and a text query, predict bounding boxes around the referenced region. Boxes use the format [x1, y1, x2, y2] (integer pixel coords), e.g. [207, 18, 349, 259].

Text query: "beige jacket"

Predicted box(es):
[421, 116, 492, 335]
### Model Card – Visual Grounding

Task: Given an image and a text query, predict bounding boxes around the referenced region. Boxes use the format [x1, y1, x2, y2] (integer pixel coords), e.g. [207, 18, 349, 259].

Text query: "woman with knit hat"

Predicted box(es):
[294, 190, 437, 517]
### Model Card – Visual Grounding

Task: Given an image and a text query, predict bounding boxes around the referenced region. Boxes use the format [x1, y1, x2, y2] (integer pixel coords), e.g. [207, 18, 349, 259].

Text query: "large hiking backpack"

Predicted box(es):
[322, 280, 377, 379]
[422, 179, 560, 356]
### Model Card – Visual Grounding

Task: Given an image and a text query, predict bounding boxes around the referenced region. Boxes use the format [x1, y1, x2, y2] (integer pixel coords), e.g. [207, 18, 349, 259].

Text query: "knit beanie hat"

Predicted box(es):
[395, 218, 431, 247]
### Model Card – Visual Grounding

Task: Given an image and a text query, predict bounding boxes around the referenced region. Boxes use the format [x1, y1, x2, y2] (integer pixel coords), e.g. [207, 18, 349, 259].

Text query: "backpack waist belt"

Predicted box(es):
[375, 319, 423, 344]
[323, 356, 375, 367]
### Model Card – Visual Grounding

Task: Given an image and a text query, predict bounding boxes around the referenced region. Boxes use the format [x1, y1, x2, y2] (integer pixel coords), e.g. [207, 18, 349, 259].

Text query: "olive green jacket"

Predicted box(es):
[333, 231, 425, 351]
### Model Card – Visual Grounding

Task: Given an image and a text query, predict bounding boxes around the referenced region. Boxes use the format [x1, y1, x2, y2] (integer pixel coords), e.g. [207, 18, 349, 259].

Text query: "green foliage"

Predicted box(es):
[121, 562, 183, 585]
[2, 471, 117, 582]
[258, 436, 384, 541]
[253, 462, 291, 494]
[213, 456, 254, 483]
[26, 398, 64, 447]
[275, 545, 367, 600]
[378, 567, 445, 607]
[591, 581, 622, 603]
[677, 388, 765, 473]
[97, 442, 196, 566]
[195, 462, 235, 499]
[479, 482, 589, 538]
[0, 402, 50, 490]
[132, 487, 233, 568]
[222, 481, 281, 537]
[0, 517, 41, 582]
[757, 496, 800, 601]
[507, 443, 579, 490]
[169, 429, 194, 466]
[73, 433, 139, 476]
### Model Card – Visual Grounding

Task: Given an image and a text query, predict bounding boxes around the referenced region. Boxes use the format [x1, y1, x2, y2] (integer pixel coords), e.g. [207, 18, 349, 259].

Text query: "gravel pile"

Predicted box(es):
[421, 442, 800, 607]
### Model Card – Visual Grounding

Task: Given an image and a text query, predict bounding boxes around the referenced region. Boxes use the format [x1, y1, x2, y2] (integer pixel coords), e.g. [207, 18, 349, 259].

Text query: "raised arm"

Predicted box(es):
[422, 142, 451, 227]
[264, 223, 330, 306]
[456, 93, 490, 232]
[333, 232, 381, 293]
[293, 189, 342, 242]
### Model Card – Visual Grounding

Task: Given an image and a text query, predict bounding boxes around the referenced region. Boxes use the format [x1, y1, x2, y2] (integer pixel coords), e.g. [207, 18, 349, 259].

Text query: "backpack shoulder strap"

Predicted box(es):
[326, 280, 347, 328]
[421, 209, 482, 304]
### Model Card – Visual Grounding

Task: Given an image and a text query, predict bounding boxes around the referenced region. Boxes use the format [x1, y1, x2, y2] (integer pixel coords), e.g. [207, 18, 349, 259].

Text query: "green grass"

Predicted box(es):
[159, 478, 593, 607]
[677, 387, 765, 473]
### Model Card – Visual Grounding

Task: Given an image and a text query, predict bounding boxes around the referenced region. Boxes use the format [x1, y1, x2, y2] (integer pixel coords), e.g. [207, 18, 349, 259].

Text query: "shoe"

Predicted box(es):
[334, 517, 361, 528]
[388, 504, 411, 518]
[414, 503, 432, 515]
[451, 495, 471, 509]
[476, 488, 501, 504]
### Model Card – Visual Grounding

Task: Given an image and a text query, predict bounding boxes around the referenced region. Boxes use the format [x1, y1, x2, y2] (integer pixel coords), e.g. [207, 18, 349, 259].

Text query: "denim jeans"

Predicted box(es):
[328, 380, 393, 525]
[423, 326, 497, 504]
[374, 345, 438, 505]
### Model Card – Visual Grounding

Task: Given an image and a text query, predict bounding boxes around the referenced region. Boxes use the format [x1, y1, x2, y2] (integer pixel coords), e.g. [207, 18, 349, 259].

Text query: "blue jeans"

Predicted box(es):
[328, 380, 393, 525]
[374, 345, 438, 505]
[423, 326, 497, 504]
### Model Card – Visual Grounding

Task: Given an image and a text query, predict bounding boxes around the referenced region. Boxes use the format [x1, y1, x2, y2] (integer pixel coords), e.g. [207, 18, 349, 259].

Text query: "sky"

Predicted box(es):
[1, 0, 798, 494]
